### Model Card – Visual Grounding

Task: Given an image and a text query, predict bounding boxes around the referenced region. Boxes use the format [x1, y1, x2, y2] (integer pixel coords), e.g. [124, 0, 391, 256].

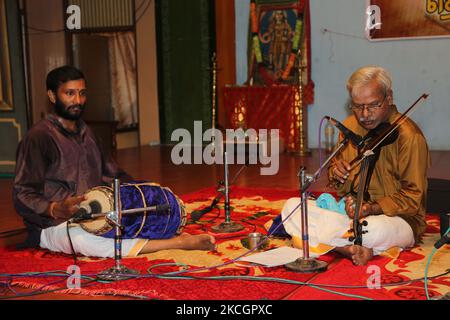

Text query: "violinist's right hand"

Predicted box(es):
[331, 160, 351, 184]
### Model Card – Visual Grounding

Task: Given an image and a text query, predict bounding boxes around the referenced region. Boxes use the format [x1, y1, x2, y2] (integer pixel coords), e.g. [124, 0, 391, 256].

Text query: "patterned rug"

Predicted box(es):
[0, 187, 448, 300]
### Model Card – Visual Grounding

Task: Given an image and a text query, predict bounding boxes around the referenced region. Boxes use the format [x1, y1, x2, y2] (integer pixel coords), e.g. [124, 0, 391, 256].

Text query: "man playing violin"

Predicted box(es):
[278, 66, 429, 265]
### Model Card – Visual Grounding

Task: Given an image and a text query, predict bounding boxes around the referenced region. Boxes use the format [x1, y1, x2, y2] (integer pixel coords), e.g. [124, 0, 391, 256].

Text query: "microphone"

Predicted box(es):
[153, 203, 170, 212]
[190, 193, 223, 222]
[70, 200, 102, 223]
[325, 116, 363, 147]
[434, 234, 449, 249]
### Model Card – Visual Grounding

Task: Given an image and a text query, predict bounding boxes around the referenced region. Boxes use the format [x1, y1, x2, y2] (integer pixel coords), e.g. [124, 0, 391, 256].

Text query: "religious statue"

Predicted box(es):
[261, 10, 293, 80]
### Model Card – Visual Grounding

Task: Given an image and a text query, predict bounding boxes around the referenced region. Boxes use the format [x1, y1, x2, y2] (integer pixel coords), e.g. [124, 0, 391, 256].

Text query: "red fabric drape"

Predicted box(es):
[224, 83, 314, 152]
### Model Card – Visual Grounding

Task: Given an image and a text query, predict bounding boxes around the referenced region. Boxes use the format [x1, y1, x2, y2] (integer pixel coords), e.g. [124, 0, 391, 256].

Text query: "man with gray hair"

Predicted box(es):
[279, 66, 429, 265]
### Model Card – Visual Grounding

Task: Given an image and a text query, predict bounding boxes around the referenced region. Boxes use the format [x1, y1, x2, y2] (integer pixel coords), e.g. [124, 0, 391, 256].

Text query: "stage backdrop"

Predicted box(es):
[368, 0, 450, 40]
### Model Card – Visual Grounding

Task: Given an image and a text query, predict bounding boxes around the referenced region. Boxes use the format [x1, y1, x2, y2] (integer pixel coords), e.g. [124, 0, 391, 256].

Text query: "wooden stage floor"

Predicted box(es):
[1, 146, 449, 299]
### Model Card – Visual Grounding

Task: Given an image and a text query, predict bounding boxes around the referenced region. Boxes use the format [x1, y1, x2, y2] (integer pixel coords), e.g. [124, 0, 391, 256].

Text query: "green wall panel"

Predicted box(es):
[156, 0, 214, 144]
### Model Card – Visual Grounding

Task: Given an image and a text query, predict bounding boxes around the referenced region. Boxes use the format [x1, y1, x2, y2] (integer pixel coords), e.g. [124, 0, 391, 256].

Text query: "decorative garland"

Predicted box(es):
[250, 0, 304, 81]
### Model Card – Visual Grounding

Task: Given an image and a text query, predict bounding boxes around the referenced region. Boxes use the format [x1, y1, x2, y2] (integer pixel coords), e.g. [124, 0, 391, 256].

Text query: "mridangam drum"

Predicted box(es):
[79, 182, 187, 240]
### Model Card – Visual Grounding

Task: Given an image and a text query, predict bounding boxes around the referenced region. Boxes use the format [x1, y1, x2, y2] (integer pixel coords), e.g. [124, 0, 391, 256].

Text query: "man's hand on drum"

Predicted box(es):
[49, 195, 87, 220]
[345, 196, 372, 219]
[331, 160, 351, 184]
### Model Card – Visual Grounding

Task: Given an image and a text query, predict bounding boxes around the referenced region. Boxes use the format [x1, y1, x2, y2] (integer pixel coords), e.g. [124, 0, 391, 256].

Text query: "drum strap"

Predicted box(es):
[159, 187, 172, 236]
[123, 182, 186, 238]
[131, 185, 149, 238]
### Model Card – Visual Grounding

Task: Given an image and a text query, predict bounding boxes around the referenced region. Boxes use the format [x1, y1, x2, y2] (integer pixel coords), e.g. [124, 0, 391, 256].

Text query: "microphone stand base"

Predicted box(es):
[97, 265, 140, 282]
[211, 221, 245, 233]
[285, 258, 328, 273]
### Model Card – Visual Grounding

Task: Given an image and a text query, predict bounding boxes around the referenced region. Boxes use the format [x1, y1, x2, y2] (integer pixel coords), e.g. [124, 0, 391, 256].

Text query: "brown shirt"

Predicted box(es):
[13, 114, 131, 247]
[328, 106, 430, 243]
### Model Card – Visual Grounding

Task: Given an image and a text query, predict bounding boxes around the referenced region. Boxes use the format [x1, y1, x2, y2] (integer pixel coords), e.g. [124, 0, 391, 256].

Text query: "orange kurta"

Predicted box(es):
[329, 106, 430, 243]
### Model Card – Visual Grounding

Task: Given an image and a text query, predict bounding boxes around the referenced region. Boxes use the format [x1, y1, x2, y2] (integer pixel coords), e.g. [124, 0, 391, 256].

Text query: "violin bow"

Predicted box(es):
[349, 93, 429, 172]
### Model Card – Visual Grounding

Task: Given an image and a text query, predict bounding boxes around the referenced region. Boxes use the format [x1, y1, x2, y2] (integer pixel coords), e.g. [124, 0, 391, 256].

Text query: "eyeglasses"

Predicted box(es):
[349, 94, 386, 112]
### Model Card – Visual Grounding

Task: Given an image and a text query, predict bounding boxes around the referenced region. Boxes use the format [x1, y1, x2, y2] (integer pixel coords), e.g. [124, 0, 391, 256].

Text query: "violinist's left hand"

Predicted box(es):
[345, 196, 373, 219]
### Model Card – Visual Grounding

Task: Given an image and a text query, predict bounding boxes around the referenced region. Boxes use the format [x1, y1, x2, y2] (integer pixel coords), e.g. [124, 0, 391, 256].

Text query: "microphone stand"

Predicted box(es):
[285, 137, 349, 273]
[70, 205, 170, 224]
[72, 204, 170, 223]
[212, 151, 245, 233]
[191, 161, 248, 222]
[97, 179, 139, 281]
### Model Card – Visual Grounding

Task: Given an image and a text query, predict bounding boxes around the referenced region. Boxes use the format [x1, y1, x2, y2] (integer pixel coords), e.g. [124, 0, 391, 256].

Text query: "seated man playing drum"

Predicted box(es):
[13, 66, 216, 258]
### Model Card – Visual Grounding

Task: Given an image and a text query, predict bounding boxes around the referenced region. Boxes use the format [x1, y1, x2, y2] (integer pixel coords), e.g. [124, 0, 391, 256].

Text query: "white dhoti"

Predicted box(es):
[281, 197, 415, 256]
[40, 222, 148, 258]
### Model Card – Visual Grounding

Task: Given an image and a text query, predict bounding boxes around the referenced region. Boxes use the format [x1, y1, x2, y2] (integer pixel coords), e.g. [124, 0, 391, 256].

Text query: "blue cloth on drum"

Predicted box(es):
[101, 182, 185, 240]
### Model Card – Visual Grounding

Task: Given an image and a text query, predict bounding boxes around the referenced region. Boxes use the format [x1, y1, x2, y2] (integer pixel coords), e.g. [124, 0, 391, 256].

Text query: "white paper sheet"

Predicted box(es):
[238, 246, 319, 267]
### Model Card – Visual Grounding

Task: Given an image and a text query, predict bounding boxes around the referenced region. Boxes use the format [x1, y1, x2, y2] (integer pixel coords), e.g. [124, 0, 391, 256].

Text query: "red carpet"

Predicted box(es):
[0, 187, 448, 300]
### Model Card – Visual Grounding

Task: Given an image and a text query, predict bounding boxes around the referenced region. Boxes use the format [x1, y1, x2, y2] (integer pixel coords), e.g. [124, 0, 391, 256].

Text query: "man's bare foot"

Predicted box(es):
[349, 245, 373, 266]
[178, 233, 216, 251]
[335, 245, 374, 266]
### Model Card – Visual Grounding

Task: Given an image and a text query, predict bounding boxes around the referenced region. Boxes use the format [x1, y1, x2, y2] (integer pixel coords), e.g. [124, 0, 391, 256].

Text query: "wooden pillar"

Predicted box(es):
[215, 0, 236, 129]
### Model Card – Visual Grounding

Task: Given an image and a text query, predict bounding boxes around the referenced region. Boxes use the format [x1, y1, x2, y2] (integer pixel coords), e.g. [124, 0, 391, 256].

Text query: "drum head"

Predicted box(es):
[79, 187, 114, 236]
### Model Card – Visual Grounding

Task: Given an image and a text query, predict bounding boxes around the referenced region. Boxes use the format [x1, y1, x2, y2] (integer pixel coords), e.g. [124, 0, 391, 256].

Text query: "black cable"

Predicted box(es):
[0, 232, 26, 239]
[303, 269, 450, 289]
[66, 222, 78, 266]
[190, 164, 248, 222]
[0, 228, 27, 239]
[196, 207, 221, 234]
[203, 207, 222, 225]
[1, 267, 448, 300]
[0, 228, 27, 235]
[142, 269, 450, 290]
[0, 278, 16, 296]
[240, 219, 258, 234]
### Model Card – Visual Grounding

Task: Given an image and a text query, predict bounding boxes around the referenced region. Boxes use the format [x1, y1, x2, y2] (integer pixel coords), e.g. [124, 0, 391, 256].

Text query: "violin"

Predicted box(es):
[347, 122, 399, 245]
[360, 122, 398, 152]
[349, 122, 398, 200]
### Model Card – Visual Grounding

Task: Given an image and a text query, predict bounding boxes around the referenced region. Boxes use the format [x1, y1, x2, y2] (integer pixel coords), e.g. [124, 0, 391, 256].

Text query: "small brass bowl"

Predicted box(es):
[241, 233, 269, 250]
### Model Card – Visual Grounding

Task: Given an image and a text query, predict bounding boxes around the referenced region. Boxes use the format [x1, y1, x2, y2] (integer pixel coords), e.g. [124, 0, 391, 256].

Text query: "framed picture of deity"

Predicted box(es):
[247, 0, 312, 87]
